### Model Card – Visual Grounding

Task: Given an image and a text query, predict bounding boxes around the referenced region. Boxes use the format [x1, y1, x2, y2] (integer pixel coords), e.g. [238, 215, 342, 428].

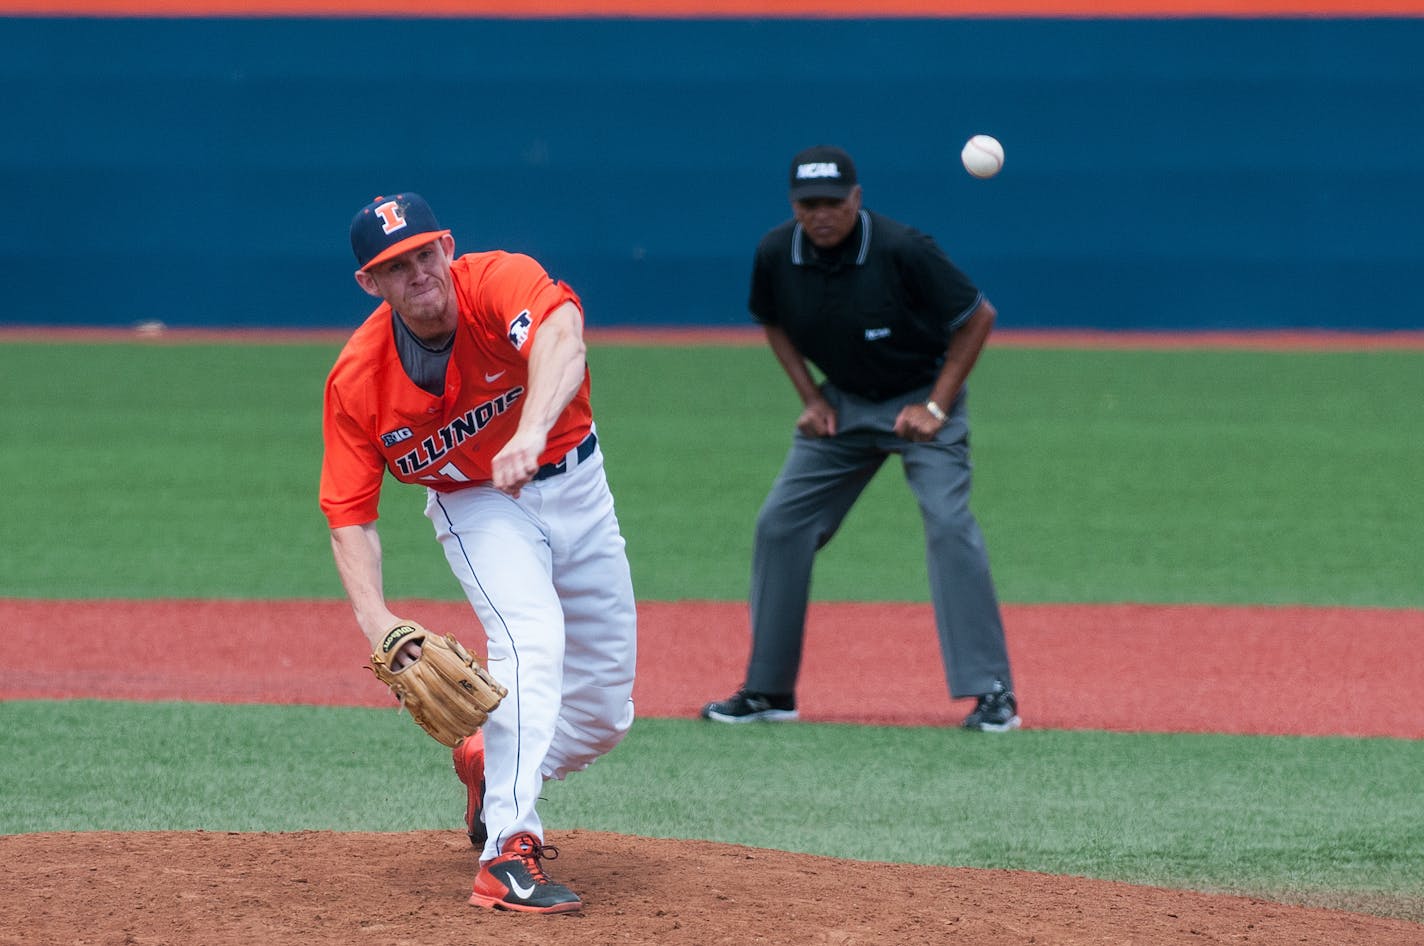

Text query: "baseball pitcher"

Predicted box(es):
[320, 192, 637, 914]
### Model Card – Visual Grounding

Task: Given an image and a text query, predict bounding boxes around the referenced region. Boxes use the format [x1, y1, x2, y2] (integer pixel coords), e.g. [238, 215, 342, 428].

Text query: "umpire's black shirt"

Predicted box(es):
[749, 209, 983, 403]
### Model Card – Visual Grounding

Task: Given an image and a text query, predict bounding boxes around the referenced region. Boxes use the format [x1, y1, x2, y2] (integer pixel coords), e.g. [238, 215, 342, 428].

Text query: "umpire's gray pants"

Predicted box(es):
[745, 382, 1012, 701]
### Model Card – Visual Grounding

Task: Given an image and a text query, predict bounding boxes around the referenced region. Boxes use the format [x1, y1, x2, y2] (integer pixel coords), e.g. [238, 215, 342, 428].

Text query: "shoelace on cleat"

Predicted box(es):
[511, 838, 560, 884]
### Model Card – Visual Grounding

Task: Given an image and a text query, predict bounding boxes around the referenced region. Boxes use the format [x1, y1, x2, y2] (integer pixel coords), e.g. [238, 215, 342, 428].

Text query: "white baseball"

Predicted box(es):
[961, 134, 1005, 179]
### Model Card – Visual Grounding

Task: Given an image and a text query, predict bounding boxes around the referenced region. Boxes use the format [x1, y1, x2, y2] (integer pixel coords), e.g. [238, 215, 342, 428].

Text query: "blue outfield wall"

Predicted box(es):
[2, 17, 1422, 331]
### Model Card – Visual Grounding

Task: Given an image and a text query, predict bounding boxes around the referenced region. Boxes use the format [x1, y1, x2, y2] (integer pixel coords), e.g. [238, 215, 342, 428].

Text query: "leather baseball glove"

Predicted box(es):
[367, 621, 507, 747]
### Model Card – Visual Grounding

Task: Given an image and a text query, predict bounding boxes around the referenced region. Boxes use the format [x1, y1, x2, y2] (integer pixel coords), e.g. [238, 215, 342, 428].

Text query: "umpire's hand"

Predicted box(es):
[796, 397, 838, 438]
[893, 404, 946, 443]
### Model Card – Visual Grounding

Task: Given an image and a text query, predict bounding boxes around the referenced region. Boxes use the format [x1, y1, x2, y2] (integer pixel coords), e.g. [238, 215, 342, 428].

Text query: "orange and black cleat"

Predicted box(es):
[452, 732, 486, 848]
[469, 833, 582, 914]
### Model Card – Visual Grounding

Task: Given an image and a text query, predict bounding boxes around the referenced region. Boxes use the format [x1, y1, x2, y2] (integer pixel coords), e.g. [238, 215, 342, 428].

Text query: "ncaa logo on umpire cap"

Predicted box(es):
[350, 192, 452, 272]
[788, 145, 858, 202]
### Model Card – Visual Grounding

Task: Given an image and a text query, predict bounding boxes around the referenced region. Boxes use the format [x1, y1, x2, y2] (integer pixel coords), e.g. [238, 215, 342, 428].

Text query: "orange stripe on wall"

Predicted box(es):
[4, 0, 1423, 16]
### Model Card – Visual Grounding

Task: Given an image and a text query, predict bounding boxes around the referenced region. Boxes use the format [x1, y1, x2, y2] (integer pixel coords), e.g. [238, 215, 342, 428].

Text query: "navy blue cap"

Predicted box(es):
[350, 193, 451, 271]
[788, 146, 858, 202]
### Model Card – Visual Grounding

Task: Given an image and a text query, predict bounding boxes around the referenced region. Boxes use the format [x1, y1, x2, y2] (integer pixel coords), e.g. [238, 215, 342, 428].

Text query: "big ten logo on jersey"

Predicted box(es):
[507, 310, 533, 349]
[374, 199, 408, 235]
[381, 427, 414, 448]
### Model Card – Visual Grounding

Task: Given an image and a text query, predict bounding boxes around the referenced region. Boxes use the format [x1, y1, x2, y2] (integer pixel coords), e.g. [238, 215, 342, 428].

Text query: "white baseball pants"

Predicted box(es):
[425, 436, 637, 861]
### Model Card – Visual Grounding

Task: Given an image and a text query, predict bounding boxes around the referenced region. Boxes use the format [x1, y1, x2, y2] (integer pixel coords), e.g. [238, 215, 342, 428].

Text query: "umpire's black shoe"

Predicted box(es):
[700, 688, 798, 723]
[962, 681, 1021, 732]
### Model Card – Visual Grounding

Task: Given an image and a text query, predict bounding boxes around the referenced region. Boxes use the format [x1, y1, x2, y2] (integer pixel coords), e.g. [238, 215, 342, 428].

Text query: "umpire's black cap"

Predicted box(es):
[350, 192, 451, 271]
[788, 145, 858, 202]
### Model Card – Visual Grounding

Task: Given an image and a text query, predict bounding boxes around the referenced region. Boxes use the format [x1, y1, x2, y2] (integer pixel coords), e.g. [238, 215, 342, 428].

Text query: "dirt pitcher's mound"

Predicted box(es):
[4, 831, 1419, 946]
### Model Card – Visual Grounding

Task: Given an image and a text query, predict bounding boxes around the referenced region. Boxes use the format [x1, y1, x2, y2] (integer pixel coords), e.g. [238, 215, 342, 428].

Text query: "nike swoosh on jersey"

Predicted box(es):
[485, 370, 507, 383]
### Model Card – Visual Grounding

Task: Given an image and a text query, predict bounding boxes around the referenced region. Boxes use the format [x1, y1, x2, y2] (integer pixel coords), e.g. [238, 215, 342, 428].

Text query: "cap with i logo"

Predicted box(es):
[350, 193, 451, 271]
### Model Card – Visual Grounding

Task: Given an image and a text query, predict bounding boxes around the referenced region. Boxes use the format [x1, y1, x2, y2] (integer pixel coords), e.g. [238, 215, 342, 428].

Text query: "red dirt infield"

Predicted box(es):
[5, 831, 1423, 946]
[5, 598, 1421, 737]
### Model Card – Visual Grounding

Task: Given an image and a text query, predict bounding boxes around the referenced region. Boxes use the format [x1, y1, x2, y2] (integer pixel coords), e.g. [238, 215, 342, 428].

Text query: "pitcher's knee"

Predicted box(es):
[567, 689, 635, 749]
[600, 697, 635, 746]
[542, 699, 635, 780]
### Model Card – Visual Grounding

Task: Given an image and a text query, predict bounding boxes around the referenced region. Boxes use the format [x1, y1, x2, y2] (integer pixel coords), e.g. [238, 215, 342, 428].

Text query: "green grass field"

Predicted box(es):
[2, 341, 1421, 606]
[1, 339, 1422, 921]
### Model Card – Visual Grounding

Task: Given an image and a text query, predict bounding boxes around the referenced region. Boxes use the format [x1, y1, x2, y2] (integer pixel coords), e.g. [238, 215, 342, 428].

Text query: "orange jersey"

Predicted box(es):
[320, 251, 593, 529]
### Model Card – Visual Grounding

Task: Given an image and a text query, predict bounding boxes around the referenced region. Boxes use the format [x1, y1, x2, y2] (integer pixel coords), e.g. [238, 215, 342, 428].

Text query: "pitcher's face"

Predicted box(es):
[355, 233, 458, 337]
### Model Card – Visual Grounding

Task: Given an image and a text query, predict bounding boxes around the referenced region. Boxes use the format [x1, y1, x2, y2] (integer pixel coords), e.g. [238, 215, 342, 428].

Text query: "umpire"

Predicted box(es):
[701, 145, 1019, 731]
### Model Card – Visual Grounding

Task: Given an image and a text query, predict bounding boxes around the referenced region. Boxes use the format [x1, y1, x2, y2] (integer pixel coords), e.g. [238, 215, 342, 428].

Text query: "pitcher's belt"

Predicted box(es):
[532, 430, 597, 481]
